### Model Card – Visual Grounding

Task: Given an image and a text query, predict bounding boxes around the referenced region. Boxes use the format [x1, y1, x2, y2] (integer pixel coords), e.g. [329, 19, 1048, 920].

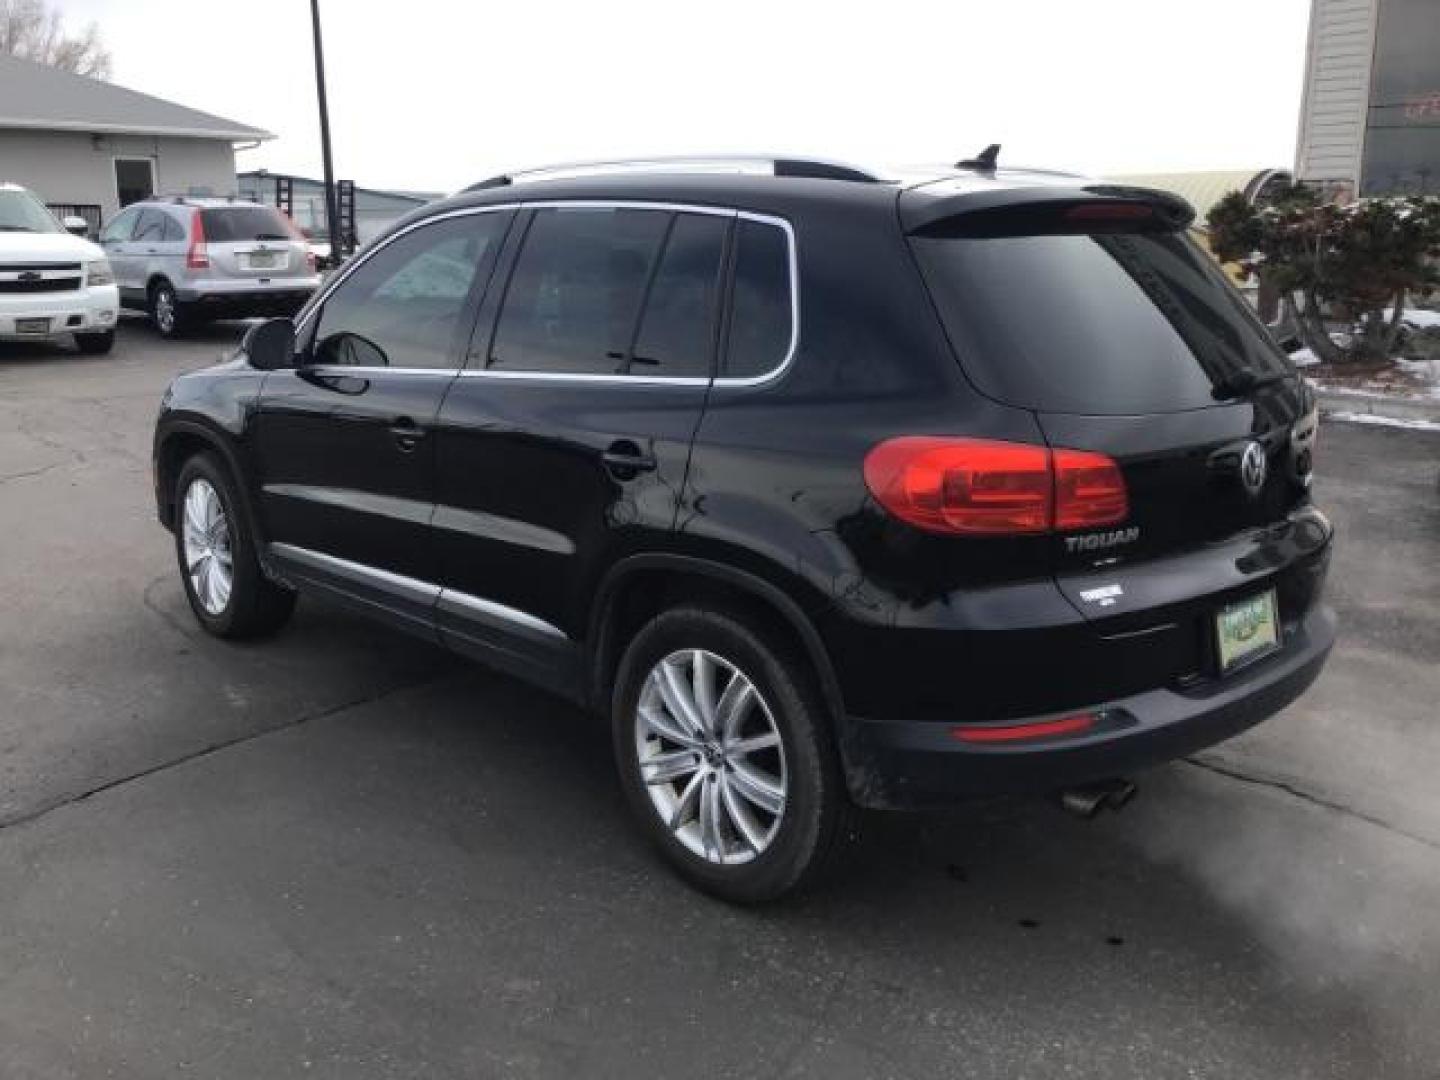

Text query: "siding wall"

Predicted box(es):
[0, 130, 237, 221]
[1295, 0, 1380, 192]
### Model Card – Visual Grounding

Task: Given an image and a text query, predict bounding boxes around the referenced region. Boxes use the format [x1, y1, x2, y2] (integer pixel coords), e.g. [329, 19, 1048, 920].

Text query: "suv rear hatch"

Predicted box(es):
[198, 206, 310, 280]
[905, 185, 1322, 635]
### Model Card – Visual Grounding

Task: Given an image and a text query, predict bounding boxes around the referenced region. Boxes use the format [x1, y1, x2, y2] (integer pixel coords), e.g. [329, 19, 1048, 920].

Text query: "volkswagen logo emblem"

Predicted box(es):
[1240, 441, 1268, 497]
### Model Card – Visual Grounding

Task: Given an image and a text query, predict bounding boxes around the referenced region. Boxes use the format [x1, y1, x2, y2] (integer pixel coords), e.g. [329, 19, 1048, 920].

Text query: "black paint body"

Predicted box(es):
[154, 170, 1335, 808]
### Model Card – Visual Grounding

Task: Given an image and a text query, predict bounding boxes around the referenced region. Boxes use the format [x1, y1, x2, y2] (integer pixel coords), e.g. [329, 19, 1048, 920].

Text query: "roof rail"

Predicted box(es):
[464, 155, 885, 192]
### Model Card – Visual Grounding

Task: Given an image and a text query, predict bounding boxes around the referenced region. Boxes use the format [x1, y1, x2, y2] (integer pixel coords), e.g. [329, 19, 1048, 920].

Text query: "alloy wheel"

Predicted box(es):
[155, 289, 176, 333]
[634, 649, 787, 865]
[181, 478, 233, 615]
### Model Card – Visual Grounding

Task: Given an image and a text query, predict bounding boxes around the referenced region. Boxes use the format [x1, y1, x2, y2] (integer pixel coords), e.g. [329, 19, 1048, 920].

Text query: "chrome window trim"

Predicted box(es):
[294, 200, 799, 389]
[268, 542, 569, 641]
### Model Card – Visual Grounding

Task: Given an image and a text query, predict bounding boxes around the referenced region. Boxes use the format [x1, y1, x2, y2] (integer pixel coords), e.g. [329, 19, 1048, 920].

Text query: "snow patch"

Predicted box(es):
[1326, 411, 1440, 432]
[1388, 306, 1440, 329]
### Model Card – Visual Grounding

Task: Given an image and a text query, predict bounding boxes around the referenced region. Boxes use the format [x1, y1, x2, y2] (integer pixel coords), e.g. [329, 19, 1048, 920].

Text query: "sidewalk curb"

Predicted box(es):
[1314, 388, 1440, 426]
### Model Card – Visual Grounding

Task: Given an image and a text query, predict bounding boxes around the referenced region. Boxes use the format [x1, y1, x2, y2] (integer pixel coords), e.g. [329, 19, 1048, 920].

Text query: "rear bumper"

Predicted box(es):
[0, 286, 118, 340]
[839, 602, 1336, 808]
[175, 278, 318, 318]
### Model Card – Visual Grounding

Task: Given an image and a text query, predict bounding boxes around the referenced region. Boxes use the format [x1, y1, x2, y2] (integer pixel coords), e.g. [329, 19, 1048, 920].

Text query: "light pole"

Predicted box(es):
[309, 0, 340, 260]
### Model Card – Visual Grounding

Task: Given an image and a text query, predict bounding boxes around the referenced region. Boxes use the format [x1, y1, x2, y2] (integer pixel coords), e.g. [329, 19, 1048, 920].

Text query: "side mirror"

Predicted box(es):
[242, 318, 296, 370]
[63, 215, 89, 237]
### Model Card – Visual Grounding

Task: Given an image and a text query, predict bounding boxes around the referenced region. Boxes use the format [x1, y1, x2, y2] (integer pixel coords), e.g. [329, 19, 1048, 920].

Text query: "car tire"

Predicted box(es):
[611, 606, 855, 903]
[150, 281, 188, 338]
[74, 330, 114, 355]
[174, 453, 296, 639]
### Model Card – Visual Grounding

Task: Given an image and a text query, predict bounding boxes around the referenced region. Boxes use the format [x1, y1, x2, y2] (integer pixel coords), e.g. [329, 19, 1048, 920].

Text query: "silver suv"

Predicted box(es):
[99, 197, 321, 337]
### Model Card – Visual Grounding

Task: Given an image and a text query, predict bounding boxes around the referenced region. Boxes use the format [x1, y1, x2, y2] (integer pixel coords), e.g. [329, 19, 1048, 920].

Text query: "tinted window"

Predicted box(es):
[201, 206, 295, 242]
[911, 231, 1290, 415]
[630, 213, 728, 377]
[725, 219, 792, 378]
[489, 208, 668, 374]
[1361, 0, 1440, 195]
[99, 206, 139, 243]
[313, 214, 503, 370]
[132, 209, 167, 242]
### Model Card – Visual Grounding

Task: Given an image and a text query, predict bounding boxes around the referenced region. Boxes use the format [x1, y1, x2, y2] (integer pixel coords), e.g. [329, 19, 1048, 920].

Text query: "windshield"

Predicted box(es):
[0, 189, 62, 234]
[911, 229, 1293, 414]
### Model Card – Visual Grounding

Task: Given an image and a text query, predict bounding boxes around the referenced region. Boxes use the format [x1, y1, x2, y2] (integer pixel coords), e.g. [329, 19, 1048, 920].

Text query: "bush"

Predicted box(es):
[1207, 184, 1440, 364]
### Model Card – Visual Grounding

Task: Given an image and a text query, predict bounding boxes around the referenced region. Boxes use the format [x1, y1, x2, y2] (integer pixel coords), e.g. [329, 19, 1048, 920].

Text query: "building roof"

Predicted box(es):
[238, 170, 440, 205]
[0, 53, 272, 142]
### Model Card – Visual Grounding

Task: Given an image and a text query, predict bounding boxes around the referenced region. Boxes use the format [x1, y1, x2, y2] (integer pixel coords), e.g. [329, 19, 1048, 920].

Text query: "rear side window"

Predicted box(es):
[132, 209, 167, 242]
[161, 215, 185, 242]
[630, 213, 728, 378]
[489, 208, 669, 375]
[200, 206, 295, 242]
[911, 230, 1291, 415]
[725, 219, 793, 378]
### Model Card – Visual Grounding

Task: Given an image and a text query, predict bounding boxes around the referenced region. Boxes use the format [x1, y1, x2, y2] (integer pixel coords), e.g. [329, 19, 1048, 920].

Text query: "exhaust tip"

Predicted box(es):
[1057, 779, 1137, 819]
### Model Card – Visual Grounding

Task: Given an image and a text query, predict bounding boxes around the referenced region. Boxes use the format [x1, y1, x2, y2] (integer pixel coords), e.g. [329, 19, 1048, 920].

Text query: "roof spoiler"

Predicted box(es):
[902, 183, 1195, 237]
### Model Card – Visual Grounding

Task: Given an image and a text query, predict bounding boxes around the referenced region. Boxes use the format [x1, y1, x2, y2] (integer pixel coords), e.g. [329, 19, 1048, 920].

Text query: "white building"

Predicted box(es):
[0, 53, 271, 232]
[1296, 0, 1440, 198]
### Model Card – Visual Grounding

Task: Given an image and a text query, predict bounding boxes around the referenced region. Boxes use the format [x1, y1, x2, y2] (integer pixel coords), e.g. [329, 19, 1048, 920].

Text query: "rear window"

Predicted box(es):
[911, 230, 1291, 414]
[200, 207, 295, 242]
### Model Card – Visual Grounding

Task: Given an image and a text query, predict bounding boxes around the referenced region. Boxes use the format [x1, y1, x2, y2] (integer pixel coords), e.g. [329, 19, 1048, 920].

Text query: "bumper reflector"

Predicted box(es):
[951, 713, 1096, 744]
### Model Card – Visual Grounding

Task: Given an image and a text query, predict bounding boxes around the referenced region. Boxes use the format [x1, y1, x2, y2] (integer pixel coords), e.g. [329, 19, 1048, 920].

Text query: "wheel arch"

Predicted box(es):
[587, 554, 846, 726]
[154, 420, 263, 549]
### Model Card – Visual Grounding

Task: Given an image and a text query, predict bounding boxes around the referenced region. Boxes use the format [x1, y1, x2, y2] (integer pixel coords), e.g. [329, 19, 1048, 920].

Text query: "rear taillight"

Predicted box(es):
[863, 437, 1127, 537]
[186, 210, 209, 270]
[1052, 448, 1128, 530]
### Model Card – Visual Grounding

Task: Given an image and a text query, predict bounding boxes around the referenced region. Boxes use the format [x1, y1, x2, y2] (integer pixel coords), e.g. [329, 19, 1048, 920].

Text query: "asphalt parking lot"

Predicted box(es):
[2, 322, 1439, 1079]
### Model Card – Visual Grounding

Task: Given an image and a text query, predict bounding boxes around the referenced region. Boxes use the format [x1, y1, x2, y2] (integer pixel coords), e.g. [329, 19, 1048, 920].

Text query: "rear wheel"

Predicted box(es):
[150, 281, 188, 338]
[612, 607, 853, 902]
[174, 453, 295, 638]
[74, 330, 114, 355]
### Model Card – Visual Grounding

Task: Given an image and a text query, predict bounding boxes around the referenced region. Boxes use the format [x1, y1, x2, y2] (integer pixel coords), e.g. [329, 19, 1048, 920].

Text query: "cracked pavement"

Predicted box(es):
[1, 324, 1439, 1079]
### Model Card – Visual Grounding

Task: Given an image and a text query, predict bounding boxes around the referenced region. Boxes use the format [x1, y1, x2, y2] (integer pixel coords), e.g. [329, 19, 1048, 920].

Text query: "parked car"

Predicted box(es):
[151, 156, 1336, 901]
[0, 181, 118, 354]
[99, 196, 320, 337]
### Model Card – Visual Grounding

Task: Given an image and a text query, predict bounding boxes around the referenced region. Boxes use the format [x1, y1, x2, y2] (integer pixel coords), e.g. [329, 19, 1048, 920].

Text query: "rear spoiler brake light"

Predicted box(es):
[903, 184, 1195, 238]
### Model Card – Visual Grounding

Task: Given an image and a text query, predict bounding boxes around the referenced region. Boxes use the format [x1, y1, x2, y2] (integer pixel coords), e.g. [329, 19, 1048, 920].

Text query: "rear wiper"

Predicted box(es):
[252, 233, 290, 240]
[1211, 370, 1292, 401]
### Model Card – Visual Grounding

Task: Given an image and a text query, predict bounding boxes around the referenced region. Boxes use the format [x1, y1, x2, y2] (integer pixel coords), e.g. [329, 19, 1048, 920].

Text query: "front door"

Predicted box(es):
[431, 205, 728, 687]
[253, 209, 511, 633]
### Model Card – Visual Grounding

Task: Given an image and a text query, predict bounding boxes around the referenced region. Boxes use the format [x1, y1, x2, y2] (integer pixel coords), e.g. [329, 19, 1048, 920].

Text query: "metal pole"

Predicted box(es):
[309, 0, 340, 260]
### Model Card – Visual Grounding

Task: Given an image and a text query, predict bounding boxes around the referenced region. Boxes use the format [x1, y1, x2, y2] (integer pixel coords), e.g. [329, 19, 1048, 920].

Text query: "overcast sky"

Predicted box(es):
[61, 0, 1312, 195]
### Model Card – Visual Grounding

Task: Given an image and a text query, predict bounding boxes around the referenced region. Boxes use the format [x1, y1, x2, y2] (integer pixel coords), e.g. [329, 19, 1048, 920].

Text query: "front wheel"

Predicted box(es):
[612, 607, 854, 902]
[74, 330, 114, 355]
[174, 454, 295, 638]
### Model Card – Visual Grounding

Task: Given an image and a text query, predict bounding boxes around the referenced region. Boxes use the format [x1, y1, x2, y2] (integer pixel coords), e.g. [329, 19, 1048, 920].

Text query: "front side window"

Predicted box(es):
[489, 207, 670, 374]
[725, 219, 793, 378]
[312, 213, 505, 370]
[99, 207, 139, 243]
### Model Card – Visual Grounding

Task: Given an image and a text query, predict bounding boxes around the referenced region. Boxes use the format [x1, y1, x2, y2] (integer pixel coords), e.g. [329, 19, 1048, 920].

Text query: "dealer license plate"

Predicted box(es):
[1216, 589, 1279, 672]
[15, 317, 49, 335]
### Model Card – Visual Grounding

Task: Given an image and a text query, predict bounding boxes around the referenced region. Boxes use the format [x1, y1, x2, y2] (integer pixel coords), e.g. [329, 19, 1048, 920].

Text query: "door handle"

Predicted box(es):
[602, 440, 657, 478]
[389, 417, 427, 452]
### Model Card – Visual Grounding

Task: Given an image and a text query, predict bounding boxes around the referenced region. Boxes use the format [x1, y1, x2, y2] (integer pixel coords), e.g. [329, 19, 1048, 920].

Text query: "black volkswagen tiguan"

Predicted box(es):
[153, 156, 1335, 901]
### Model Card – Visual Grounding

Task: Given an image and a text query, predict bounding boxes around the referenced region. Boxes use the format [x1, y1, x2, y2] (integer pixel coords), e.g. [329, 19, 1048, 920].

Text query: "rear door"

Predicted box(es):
[429, 204, 728, 687]
[910, 216, 1315, 615]
[130, 208, 178, 291]
[253, 210, 510, 631]
[200, 205, 311, 284]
